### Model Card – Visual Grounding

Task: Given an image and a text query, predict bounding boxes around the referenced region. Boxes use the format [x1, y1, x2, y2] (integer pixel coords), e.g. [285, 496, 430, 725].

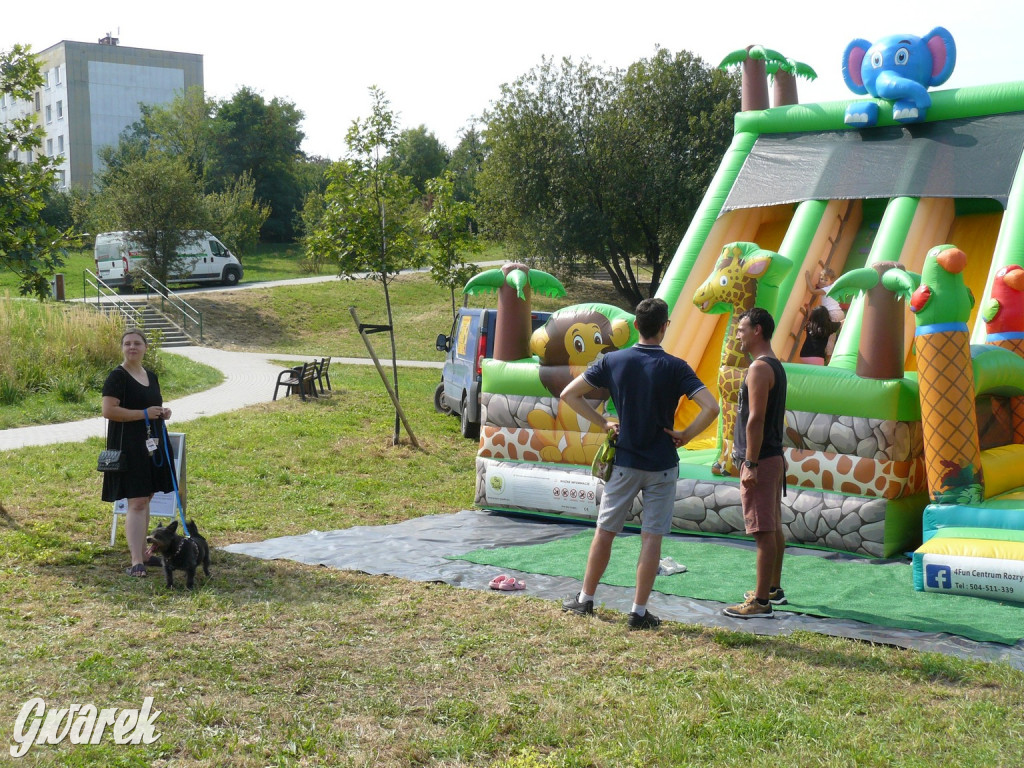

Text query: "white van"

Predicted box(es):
[94, 231, 244, 289]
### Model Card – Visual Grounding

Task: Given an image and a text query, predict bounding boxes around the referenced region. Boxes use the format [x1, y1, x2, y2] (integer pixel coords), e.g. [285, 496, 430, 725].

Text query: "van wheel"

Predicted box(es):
[460, 394, 479, 439]
[434, 383, 452, 415]
[221, 269, 241, 286]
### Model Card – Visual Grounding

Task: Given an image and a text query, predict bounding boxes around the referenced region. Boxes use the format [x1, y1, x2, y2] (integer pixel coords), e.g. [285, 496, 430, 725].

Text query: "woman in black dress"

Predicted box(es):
[101, 329, 175, 576]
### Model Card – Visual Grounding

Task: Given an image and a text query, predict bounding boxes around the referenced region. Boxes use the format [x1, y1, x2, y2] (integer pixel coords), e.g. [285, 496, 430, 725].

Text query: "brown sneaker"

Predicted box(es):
[723, 597, 774, 619]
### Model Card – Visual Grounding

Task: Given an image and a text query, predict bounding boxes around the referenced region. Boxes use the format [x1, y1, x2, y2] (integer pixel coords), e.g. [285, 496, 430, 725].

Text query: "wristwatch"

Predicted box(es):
[743, 459, 758, 469]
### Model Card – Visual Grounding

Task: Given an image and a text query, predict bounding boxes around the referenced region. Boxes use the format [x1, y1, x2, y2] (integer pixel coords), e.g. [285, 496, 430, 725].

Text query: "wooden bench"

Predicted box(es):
[272, 361, 319, 401]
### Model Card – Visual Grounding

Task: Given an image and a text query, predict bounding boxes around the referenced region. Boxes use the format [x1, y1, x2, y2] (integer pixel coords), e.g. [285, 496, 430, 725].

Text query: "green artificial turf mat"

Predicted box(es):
[453, 532, 1023, 645]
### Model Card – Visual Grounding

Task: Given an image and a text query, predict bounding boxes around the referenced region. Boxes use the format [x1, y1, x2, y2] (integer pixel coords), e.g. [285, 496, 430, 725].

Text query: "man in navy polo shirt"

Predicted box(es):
[559, 298, 720, 629]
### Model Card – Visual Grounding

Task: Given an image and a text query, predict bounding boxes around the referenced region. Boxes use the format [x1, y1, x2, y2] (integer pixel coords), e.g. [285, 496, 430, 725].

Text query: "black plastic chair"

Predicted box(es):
[313, 356, 332, 394]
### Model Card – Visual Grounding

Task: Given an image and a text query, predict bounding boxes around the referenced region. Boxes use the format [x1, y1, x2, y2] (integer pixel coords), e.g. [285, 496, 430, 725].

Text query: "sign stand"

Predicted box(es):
[110, 432, 186, 545]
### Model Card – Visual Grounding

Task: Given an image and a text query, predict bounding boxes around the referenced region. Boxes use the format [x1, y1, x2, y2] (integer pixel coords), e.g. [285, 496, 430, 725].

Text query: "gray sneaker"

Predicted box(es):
[562, 594, 594, 615]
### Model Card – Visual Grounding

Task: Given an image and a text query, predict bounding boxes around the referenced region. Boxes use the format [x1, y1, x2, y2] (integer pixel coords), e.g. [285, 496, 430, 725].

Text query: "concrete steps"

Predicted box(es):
[99, 300, 193, 347]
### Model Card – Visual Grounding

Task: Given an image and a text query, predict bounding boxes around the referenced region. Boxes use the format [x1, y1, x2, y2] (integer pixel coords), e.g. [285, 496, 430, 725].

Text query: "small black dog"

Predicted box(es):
[146, 519, 210, 589]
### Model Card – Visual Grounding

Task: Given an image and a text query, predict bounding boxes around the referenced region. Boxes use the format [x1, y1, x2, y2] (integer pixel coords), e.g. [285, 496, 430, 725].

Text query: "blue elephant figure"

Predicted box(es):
[842, 27, 956, 127]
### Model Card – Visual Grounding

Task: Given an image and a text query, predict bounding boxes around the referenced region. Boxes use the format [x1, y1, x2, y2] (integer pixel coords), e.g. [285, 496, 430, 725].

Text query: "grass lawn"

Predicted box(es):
[186, 271, 631, 359]
[0, 352, 223, 431]
[1, 365, 1022, 766]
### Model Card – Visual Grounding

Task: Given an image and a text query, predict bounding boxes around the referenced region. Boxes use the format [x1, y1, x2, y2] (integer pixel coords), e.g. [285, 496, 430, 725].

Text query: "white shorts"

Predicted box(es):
[597, 465, 677, 536]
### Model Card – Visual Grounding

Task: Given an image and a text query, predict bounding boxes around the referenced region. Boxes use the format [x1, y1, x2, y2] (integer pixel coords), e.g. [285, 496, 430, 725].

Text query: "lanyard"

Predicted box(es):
[142, 411, 165, 467]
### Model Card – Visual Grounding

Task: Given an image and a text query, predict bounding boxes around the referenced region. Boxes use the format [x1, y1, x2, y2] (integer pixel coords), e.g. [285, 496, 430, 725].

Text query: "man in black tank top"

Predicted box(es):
[723, 307, 789, 619]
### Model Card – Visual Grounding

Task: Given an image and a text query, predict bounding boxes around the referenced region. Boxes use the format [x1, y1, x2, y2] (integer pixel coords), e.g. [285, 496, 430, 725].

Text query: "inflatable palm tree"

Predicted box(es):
[464, 263, 566, 361]
[828, 261, 909, 379]
[766, 58, 818, 107]
[719, 45, 786, 111]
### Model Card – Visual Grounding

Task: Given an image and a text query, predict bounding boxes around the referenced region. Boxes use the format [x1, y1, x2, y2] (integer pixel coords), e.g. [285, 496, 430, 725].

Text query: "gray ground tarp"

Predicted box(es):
[221, 510, 1024, 669]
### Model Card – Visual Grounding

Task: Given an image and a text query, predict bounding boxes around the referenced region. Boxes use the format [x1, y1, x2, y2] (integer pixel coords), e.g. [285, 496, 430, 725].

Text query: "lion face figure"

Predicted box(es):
[531, 306, 632, 397]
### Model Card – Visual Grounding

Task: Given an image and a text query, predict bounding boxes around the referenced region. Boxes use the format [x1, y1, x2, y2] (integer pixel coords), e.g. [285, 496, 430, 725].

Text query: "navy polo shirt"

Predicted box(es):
[583, 344, 706, 472]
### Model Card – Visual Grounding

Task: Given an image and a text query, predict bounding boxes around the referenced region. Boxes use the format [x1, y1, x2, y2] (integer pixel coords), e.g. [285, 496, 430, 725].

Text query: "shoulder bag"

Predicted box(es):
[97, 369, 129, 472]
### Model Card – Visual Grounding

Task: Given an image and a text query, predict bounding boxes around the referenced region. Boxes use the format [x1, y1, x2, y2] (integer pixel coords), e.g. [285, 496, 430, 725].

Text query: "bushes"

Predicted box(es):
[0, 296, 123, 401]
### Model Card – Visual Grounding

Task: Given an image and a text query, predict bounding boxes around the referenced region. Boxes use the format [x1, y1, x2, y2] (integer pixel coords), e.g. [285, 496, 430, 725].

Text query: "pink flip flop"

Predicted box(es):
[498, 578, 526, 591]
[489, 574, 511, 590]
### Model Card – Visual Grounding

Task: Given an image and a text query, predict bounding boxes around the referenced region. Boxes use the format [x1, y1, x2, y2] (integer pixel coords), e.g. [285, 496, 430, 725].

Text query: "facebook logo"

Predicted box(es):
[925, 564, 952, 590]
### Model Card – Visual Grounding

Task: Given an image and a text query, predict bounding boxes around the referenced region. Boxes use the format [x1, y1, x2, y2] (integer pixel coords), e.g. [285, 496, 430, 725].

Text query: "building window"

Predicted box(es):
[26, 150, 33, 162]
[43, 70, 50, 89]
[56, 100, 63, 119]
[57, 135, 64, 154]
[45, 105, 52, 123]
[47, 138, 53, 155]
[58, 170, 66, 187]
[34, 92, 40, 111]
[55, 66, 62, 85]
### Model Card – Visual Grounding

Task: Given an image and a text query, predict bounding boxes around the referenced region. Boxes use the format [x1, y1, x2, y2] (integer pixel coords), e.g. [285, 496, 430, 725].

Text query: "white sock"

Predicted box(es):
[631, 603, 646, 616]
[579, 591, 594, 603]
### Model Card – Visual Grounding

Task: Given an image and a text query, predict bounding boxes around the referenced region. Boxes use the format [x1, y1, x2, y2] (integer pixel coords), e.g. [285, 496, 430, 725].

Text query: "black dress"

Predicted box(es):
[101, 365, 176, 502]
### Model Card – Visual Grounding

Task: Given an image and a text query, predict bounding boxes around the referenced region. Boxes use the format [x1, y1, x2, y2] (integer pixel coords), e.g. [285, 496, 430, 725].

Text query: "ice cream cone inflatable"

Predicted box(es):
[908, 245, 984, 503]
[982, 264, 1024, 443]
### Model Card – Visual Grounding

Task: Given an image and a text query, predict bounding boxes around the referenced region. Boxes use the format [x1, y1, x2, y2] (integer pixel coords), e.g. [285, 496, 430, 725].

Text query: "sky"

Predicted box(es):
[4, 1, 1024, 160]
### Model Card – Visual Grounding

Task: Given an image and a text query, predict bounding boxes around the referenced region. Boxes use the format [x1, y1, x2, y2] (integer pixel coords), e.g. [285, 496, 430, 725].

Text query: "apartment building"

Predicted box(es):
[0, 35, 203, 189]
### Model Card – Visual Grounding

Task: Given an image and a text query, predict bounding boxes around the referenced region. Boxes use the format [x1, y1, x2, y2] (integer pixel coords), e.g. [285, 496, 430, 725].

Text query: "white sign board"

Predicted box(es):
[920, 553, 1024, 603]
[485, 463, 600, 518]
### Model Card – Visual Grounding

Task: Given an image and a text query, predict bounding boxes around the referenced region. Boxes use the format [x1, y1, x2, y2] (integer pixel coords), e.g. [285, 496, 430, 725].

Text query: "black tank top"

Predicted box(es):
[734, 356, 787, 460]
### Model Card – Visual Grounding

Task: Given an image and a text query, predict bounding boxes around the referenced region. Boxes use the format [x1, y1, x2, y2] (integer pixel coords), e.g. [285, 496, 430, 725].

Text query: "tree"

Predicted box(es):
[424, 171, 481, 318]
[0, 44, 76, 298]
[446, 125, 486, 207]
[140, 86, 218, 186]
[479, 56, 617, 284]
[610, 48, 740, 300]
[392, 125, 449, 194]
[478, 50, 738, 306]
[99, 153, 205, 284]
[305, 87, 423, 444]
[201, 171, 270, 256]
[209, 87, 305, 242]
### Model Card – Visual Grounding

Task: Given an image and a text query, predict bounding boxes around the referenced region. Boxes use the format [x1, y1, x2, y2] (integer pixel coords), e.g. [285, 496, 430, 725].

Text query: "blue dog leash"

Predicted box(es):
[150, 415, 190, 539]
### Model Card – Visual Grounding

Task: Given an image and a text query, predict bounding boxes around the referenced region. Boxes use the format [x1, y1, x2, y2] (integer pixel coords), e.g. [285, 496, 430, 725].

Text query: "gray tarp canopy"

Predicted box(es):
[723, 112, 1024, 211]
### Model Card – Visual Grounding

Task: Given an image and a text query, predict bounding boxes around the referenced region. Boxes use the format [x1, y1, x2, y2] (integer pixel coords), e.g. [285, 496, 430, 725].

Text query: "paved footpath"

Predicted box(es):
[0, 347, 440, 452]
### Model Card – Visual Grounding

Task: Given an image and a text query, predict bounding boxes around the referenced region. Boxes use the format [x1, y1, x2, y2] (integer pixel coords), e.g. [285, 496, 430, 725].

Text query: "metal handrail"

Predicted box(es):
[136, 267, 204, 343]
[82, 269, 144, 328]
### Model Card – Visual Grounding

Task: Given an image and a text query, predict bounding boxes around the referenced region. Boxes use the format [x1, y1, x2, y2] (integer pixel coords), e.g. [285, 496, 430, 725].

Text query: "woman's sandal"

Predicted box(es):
[125, 563, 147, 577]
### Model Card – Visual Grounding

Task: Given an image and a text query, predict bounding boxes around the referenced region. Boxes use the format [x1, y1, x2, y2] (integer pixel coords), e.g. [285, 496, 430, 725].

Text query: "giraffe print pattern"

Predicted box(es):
[693, 243, 790, 475]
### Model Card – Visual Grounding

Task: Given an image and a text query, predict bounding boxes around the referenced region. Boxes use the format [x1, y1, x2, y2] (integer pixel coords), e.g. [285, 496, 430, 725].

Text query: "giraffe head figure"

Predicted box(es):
[693, 242, 788, 316]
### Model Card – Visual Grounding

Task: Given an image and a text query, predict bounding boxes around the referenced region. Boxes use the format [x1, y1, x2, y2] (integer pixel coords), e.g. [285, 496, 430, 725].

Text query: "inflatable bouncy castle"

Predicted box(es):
[472, 26, 1024, 603]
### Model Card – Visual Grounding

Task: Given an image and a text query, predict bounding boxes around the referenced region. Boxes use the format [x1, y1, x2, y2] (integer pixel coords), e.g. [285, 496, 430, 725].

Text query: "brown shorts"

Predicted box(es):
[739, 455, 785, 534]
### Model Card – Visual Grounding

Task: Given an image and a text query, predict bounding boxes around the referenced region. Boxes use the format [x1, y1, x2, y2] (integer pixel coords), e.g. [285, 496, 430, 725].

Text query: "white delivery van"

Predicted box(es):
[94, 231, 244, 289]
